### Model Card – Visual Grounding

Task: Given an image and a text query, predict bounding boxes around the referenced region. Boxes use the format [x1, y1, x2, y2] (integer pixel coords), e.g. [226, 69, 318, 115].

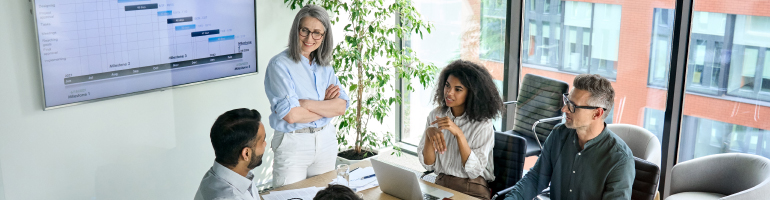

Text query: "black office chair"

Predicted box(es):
[497, 74, 569, 157]
[489, 131, 527, 200]
[633, 156, 660, 200]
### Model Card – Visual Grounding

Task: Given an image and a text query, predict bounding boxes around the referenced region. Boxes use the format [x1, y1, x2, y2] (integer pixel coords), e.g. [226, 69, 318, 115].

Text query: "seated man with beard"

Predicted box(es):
[504, 74, 635, 200]
[194, 108, 267, 200]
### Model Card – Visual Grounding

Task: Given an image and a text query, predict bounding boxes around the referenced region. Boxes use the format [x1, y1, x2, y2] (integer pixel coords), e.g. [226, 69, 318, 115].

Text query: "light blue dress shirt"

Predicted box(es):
[194, 162, 257, 200]
[264, 49, 350, 133]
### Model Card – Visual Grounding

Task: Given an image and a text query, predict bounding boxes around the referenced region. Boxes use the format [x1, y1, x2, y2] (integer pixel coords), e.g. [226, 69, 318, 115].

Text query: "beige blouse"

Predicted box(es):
[417, 107, 495, 181]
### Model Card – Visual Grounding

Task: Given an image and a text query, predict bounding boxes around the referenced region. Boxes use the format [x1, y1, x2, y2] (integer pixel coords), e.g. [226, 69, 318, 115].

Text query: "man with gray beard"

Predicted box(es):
[505, 74, 635, 200]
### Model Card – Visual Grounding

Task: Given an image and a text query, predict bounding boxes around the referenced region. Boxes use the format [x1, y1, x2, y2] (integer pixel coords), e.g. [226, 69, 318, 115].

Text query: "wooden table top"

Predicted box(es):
[261, 160, 479, 200]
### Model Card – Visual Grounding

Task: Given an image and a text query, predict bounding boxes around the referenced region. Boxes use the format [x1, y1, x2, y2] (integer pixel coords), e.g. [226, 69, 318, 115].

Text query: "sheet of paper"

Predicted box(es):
[328, 167, 380, 192]
[349, 167, 375, 180]
[260, 187, 322, 200]
[351, 178, 379, 192]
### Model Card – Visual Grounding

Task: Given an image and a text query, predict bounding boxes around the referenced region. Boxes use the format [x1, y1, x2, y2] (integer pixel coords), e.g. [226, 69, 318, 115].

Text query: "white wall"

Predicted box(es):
[0, 1, 299, 199]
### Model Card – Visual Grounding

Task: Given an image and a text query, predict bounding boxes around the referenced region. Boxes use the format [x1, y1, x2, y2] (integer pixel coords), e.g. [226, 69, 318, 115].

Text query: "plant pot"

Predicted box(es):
[336, 147, 381, 165]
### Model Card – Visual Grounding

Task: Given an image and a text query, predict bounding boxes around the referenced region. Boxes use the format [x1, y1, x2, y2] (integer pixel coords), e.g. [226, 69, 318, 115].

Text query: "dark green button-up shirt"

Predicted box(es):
[505, 123, 635, 200]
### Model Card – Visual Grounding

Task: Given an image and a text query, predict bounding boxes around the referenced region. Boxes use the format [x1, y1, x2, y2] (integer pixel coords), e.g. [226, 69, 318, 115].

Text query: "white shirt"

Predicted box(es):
[194, 162, 258, 200]
[418, 107, 496, 181]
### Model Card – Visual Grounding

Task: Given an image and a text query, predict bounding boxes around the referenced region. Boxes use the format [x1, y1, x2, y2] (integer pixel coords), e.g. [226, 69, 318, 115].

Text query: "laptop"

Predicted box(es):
[371, 159, 454, 200]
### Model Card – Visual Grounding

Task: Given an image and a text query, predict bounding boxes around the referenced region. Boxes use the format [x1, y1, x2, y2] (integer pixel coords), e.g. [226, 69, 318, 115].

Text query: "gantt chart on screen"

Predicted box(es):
[34, 0, 257, 108]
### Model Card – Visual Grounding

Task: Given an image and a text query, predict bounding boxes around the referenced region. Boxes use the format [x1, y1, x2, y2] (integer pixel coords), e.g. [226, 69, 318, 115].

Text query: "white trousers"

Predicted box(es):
[271, 125, 338, 187]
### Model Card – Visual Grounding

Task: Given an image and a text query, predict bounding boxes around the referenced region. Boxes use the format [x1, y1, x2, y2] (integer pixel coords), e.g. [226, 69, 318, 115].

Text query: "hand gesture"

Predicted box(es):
[324, 84, 341, 100]
[425, 127, 447, 154]
[431, 116, 462, 136]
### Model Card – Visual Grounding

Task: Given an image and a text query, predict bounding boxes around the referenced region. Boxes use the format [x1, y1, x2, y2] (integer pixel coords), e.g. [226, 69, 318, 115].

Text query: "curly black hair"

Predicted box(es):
[313, 184, 362, 200]
[432, 60, 504, 122]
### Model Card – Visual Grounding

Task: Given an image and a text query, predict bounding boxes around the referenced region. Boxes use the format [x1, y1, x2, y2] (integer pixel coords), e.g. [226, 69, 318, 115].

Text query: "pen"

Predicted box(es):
[352, 174, 375, 181]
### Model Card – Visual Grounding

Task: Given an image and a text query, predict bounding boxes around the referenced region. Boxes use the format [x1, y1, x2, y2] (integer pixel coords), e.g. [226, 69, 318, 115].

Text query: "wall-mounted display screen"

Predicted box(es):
[33, 0, 257, 109]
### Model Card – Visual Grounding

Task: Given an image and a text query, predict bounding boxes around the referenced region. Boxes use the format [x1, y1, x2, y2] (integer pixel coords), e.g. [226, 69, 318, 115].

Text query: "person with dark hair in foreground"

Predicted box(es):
[505, 74, 635, 200]
[194, 108, 267, 200]
[313, 184, 363, 200]
[418, 60, 505, 200]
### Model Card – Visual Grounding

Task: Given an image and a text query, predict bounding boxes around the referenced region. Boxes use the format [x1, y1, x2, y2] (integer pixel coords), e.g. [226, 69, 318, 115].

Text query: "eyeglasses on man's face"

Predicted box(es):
[299, 27, 325, 40]
[562, 93, 607, 113]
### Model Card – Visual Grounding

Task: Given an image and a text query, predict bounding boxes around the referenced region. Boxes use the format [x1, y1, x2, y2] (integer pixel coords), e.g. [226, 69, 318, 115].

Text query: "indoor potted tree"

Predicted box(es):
[283, 0, 437, 163]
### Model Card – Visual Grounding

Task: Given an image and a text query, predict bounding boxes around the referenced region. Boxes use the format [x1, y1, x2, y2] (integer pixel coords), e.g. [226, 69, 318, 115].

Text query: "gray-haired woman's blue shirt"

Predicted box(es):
[264, 49, 350, 133]
[505, 123, 635, 200]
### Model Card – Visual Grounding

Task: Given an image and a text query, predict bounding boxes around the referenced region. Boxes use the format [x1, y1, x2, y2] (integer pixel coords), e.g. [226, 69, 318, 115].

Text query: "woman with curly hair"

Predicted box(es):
[417, 60, 504, 200]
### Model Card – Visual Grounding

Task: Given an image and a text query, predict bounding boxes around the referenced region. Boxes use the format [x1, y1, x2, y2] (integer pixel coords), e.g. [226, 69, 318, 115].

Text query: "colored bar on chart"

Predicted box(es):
[125, 4, 158, 11]
[167, 17, 193, 24]
[208, 35, 235, 42]
[191, 29, 219, 37]
[158, 10, 172, 16]
[176, 25, 197, 31]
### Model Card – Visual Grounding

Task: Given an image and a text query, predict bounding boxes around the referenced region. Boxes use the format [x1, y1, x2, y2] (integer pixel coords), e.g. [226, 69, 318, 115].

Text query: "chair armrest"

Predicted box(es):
[537, 188, 551, 200]
[530, 116, 563, 149]
[491, 186, 516, 200]
[723, 178, 770, 200]
[503, 101, 518, 105]
[491, 186, 550, 200]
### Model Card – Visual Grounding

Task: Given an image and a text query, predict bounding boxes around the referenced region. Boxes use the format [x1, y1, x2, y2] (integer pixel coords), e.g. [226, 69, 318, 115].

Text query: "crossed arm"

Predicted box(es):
[282, 85, 347, 124]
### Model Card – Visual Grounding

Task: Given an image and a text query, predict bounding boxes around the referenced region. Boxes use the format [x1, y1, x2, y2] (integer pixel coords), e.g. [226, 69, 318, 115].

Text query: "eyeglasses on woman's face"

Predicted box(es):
[299, 27, 325, 40]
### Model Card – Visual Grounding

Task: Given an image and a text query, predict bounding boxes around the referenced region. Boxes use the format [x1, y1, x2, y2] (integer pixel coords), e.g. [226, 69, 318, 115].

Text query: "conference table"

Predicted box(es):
[260, 160, 479, 200]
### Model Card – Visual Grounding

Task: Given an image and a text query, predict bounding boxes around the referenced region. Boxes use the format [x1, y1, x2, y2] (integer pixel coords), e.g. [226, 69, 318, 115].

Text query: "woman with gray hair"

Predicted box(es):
[264, 4, 349, 187]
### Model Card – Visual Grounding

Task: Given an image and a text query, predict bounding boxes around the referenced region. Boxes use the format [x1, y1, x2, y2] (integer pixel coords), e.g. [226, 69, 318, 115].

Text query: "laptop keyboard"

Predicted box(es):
[423, 194, 440, 200]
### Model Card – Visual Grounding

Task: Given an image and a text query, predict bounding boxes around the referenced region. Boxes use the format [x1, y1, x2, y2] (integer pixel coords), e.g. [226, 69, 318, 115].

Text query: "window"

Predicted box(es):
[530, 0, 536, 11]
[652, 10, 770, 102]
[400, 0, 507, 147]
[520, 0, 667, 156]
[649, 8, 675, 88]
[679, 115, 770, 162]
[523, 0, 562, 68]
[679, 0, 770, 164]
[643, 108, 666, 143]
[727, 15, 770, 101]
[685, 12, 731, 95]
[522, 0, 621, 79]
[480, 0, 507, 62]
